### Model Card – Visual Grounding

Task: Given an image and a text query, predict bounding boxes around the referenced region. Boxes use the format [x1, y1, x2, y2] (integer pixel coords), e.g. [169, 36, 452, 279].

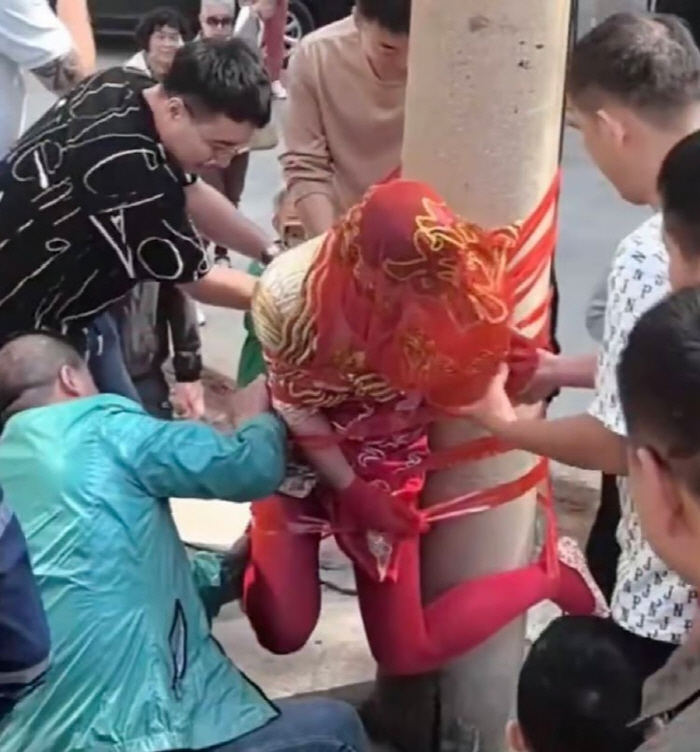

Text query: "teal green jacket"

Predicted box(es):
[0, 395, 286, 752]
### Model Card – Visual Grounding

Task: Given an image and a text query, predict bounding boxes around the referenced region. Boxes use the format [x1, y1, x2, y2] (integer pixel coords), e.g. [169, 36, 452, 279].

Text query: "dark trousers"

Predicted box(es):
[133, 371, 172, 420]
[85, 312, 141, 403]
[611, 620, 677, 684]
[586, 473, 622, 604]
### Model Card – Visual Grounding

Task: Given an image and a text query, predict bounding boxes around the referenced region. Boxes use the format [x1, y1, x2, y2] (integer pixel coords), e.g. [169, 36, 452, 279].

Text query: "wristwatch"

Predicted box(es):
[261, 239, 285, 266]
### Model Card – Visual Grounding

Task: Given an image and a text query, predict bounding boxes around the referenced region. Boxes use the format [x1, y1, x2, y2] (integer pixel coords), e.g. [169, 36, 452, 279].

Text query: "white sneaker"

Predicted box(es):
[271, 80, 287, 99]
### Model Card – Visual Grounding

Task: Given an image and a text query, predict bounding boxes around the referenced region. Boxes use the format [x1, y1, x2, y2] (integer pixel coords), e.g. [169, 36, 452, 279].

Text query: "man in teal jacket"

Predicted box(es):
[0, 332, 366, 752]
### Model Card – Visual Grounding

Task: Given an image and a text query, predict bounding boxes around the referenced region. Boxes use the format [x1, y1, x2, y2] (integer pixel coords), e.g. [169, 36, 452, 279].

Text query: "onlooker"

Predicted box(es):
[281, 0, 410, 238]
[462, 12, 700, 680]
[508, 616, 654, 752]
[618, 296, 700, 751]
[0, 332, 367, 752]
[0, 0, 94, 156]
[0, 487, 50, 721]
[237, 0, 410, 384]
[115, 281, 204, 419]
[262, 0, 289, 99]
[199, 0, 255, 267]
[125, 6, 189, 80]
[614, 131, 700, 749]
[0, 39, 277, 395]
[121, 8, 205, 415]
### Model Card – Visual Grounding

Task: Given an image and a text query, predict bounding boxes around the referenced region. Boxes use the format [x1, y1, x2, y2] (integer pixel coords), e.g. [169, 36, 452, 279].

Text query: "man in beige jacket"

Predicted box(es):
[280, 0, 410, 237]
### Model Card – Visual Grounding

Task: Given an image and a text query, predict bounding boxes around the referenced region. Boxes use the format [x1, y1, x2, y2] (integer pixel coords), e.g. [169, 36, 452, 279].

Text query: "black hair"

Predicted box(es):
[518, 616, 649, 752]
[658, 128, 700, 261]
[356, 0, 411, 35]
[134, 7, 190, 52]
[163, 38, 271, 128]
[0, 331, 86, 424]
[619, 287, 700, 496]
[568, 12, 700, 124]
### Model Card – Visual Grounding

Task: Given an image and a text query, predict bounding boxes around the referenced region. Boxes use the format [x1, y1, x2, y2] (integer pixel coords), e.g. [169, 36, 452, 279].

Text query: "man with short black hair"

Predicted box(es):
[0, 38, 277, 373]
[281, 0, 411, 238]
[617, 286, 700, 750]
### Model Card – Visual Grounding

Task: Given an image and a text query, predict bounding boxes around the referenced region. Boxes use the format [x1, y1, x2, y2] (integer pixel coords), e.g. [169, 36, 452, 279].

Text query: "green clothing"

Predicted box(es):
[238, 261, 267, 387]
[0, 394, 287, 752]
[187, 547, 226, 623]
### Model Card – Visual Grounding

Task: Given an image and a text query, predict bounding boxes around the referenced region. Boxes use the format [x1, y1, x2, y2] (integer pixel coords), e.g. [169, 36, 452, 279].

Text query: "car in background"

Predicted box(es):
[88, 0, 354, 63]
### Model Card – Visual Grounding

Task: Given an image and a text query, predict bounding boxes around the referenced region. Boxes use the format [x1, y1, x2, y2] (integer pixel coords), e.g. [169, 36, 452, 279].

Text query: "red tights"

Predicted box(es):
[243, 495, 597, 676]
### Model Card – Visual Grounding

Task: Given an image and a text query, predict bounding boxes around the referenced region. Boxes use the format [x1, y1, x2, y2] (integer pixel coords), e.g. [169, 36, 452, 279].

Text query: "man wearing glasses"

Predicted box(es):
[0, 38, 278, 367]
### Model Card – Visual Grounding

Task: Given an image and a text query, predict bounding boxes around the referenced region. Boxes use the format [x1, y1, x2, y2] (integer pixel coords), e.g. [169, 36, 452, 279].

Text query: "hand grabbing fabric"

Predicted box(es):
[333, 477, 424, 538]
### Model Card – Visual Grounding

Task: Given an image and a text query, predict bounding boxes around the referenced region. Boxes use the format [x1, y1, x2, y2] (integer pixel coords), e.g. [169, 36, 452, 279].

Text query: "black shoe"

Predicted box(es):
[220, 533, 251, 604]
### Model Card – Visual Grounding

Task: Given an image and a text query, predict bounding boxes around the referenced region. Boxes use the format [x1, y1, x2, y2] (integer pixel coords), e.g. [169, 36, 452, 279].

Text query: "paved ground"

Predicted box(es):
[21, 0, 651, 717]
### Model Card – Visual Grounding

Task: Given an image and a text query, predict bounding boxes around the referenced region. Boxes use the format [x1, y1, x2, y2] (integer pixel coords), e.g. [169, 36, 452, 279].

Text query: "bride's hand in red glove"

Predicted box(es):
[335, 477, 424, 538]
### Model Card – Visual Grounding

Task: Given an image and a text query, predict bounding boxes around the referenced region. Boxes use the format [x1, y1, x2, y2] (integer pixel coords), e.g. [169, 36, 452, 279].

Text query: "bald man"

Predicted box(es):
[0, 332, 365, 752]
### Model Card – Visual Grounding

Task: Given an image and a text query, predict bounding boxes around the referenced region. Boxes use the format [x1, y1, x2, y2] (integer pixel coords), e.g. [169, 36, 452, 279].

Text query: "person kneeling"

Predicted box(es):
[0, 332, 367, 752]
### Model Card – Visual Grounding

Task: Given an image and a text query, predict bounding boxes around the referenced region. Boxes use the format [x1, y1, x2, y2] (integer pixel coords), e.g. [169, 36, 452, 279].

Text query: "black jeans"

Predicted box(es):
[85, 312, 141, 403]
[611, 620, 677, 684]
[586, 474, 622, 603]
[133, 371, 172, 420]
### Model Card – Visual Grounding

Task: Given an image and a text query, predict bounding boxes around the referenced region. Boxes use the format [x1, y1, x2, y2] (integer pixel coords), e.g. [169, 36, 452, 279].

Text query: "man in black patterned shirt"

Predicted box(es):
[0, 37, 277, 392]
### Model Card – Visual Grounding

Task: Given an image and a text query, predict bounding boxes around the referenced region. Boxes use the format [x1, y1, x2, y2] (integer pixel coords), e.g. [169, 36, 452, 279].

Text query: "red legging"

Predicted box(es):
[243, 494, 596, 676]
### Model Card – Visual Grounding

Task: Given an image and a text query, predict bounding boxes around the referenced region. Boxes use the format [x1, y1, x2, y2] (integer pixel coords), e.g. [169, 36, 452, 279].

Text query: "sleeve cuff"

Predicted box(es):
[173, 352, 202, 382]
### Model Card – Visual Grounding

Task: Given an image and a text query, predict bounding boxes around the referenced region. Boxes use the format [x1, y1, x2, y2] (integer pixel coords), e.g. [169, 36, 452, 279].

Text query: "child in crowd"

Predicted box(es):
[508, 616, 654, 752]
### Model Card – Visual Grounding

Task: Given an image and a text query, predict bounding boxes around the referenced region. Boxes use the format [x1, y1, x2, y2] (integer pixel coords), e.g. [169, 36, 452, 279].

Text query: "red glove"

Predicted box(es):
[333, 477, 424, 538]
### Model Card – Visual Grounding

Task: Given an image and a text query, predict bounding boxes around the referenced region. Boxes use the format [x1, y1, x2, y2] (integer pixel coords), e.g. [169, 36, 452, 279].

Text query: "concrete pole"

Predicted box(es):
[372, 3, 572, 752]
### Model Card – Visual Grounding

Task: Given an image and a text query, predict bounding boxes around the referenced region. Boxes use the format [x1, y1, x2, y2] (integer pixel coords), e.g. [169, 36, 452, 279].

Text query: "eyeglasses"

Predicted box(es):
[181, 102, 247, 162]
[204, 16, 234, 28]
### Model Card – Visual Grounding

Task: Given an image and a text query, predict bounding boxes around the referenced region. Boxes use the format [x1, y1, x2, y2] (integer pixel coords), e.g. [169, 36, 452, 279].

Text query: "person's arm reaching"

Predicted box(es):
[518, 350, 598, 403]
[185, 179, 274, 263]
[0, 0, 95, 95]
[459, 366, 628, 475]
[160, 285, 205, 419]
[111, 158, 259, 311]
[109, 381, 288, 501]
[279, 42, 337, 237]
[180, 265, 257, 310]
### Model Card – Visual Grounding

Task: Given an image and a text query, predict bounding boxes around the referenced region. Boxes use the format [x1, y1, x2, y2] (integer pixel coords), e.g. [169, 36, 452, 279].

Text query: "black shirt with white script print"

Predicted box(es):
[0, 67, 210, 344]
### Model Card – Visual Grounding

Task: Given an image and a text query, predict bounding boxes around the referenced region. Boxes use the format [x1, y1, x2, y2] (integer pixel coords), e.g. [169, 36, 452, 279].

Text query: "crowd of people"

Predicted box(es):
[3, 0, 700, 751]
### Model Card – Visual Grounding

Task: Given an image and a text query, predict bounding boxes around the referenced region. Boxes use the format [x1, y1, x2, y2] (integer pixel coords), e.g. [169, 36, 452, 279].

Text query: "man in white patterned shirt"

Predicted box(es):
[465, 12, 700, 679]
